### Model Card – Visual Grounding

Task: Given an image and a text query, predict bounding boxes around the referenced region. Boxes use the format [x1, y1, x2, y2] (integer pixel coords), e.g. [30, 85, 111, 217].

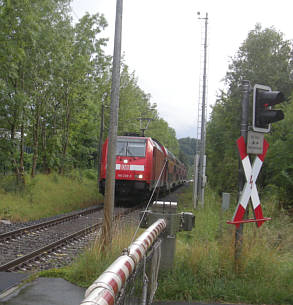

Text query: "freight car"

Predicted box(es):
[99, 136, 186, 200]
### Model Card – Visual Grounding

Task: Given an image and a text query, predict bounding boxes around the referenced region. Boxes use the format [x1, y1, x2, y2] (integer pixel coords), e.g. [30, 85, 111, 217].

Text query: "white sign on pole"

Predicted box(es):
[247, 131, 264, 155]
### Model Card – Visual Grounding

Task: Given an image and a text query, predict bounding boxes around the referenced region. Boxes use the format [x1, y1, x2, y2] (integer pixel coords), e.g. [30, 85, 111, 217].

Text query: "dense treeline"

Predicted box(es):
[0, 0, 179, 187]
[206, 24, 293, 208]
[178, 137, 199, 178]
[178, 137, 197, 167]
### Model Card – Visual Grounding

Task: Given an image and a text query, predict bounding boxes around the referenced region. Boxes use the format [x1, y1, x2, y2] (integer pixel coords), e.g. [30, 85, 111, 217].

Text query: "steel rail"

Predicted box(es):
[0, 206, 138, 272]
[0, 222, 100, 271]
[0, 206, 103, 242]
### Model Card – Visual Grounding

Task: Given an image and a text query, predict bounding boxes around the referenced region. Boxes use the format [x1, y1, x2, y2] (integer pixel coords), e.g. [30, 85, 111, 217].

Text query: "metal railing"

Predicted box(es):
[80, 218, 166, 305]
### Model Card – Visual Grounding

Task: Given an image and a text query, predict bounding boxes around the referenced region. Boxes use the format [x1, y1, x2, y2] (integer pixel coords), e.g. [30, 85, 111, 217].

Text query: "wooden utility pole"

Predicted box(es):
[101, 0, 123, 249]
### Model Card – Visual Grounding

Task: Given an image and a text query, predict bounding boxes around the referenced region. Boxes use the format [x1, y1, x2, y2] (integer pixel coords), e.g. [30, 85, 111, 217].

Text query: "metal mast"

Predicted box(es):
[193, 12, 208, 208]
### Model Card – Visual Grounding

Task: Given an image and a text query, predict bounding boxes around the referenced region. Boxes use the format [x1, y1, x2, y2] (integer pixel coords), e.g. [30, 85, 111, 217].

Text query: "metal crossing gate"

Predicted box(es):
[80, 219, 166, 305]
[80, 201, 194, 305]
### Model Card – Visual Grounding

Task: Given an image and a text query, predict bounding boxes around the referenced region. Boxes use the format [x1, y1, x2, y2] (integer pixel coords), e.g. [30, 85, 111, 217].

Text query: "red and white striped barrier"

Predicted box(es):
[81, 218, 166, 305]
[229, 136, 269, 228]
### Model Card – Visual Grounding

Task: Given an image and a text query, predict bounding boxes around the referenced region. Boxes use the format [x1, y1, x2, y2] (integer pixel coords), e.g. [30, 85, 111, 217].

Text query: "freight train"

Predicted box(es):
[99, 135, 187, 200]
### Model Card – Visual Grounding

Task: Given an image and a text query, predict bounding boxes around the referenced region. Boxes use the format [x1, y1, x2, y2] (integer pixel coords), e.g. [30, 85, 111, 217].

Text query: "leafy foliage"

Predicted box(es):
[178, 137, 198, 166]
[176, 137, 199, 178]
[263, 97, 293, 208]
[0, 0, 181, 186]
[206, 24, 293, 206]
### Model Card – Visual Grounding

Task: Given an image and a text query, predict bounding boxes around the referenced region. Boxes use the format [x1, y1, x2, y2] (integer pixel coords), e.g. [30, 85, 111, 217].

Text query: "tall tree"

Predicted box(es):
[206, 24, 292, 195]
[0, 0, 72, 181]
[263, 95, 293, 208]
[0, 1, 181, 187]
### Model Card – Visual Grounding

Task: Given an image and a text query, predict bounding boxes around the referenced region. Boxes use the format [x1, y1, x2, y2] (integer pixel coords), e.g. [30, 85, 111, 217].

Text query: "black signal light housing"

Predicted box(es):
[253, 84, 285, 133]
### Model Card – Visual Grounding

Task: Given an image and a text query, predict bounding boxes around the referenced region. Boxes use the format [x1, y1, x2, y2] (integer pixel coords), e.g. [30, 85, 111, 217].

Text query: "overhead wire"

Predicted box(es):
[130, 159, 168, 244]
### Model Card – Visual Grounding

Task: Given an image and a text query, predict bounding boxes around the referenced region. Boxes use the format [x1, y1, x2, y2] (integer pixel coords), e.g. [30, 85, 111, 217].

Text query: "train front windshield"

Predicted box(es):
[116, 138, 146, 157]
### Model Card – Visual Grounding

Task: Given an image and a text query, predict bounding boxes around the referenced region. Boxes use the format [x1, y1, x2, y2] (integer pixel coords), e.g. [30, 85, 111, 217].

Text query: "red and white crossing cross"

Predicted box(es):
[231, 136, 269, 228]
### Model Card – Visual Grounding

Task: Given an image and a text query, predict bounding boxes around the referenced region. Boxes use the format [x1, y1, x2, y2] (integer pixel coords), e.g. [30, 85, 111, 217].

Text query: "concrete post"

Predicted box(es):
[222, 192, 230, 211]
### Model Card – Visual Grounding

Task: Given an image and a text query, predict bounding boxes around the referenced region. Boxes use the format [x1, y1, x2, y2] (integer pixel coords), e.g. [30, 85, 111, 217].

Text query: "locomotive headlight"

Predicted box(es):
[123, 159, 128, 163]
[138, 174, 143, 179]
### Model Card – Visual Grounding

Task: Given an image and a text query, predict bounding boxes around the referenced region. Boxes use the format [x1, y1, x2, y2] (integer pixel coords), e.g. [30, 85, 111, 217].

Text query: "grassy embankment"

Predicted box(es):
[3, 176, 292, 305]
[156, 186, 293, 304]
[42, 184, 292, 305]
[0, 170, 103, 221]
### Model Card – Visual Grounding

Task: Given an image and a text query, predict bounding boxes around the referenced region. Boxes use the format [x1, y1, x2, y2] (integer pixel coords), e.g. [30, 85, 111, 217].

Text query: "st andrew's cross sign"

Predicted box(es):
[227, 136, 271, 228]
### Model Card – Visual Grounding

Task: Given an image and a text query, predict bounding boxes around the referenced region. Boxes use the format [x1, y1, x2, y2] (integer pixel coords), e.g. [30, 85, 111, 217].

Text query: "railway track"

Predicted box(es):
[0, 206, 103, 242]
[0, 206, 139, 272]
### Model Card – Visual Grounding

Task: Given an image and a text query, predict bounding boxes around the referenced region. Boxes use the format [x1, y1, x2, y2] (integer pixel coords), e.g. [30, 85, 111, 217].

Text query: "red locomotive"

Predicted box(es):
[99, 135, 186, 199]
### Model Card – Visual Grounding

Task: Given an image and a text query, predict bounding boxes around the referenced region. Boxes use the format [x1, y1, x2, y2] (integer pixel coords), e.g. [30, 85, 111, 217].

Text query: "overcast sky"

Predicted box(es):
[71, 0, 293, 139]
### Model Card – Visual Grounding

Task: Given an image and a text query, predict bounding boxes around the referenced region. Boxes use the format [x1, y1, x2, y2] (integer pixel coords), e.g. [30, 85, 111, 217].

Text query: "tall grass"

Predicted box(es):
[156, 185, 293, 304]
[0, 171, 103, 221]
[35, 183, 293, 304]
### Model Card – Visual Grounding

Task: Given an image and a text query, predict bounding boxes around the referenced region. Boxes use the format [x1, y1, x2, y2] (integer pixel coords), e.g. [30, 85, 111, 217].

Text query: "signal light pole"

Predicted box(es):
[234, 80, 250, 273]
[233, 81, 285, 273]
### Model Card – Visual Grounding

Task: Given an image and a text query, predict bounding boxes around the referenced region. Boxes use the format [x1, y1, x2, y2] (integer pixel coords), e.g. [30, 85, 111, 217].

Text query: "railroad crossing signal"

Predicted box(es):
[253, 84, 285, 133]
[227, 136, 271, 228]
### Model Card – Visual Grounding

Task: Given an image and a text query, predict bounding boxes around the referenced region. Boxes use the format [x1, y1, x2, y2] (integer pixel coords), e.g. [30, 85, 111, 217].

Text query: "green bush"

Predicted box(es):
[0, 175, 19, 192]
[83, 169, 97, 181]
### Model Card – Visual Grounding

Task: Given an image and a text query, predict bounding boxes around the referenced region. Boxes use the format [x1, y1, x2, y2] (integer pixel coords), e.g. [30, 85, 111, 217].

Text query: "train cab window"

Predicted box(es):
[116, 141, 127, 156]
[116, 138, 146, 157]
[127, 141, 146, 157]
